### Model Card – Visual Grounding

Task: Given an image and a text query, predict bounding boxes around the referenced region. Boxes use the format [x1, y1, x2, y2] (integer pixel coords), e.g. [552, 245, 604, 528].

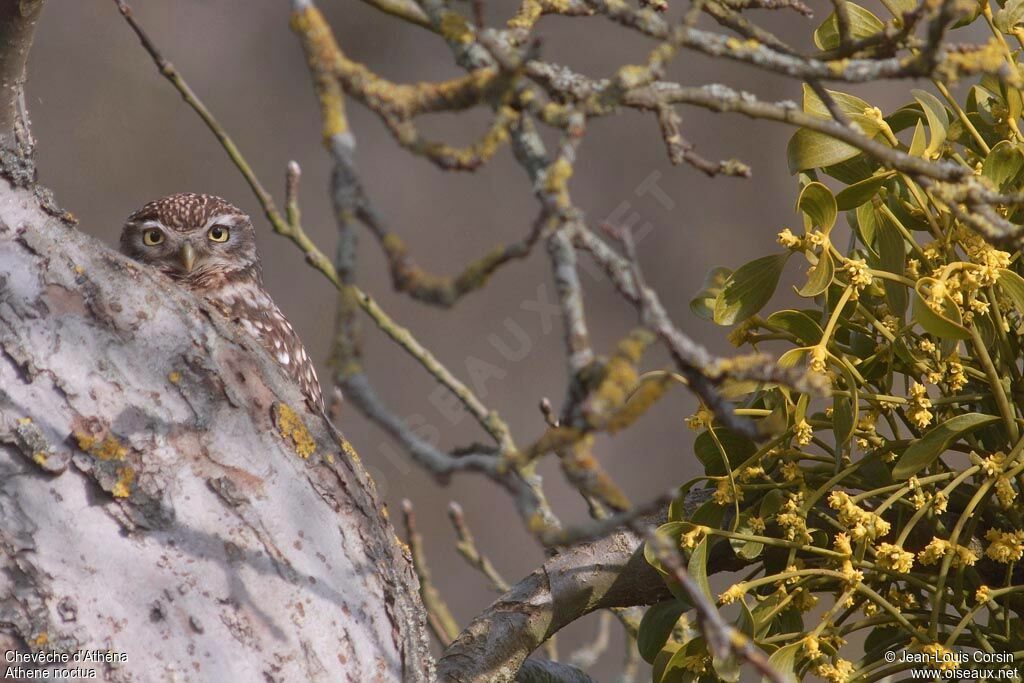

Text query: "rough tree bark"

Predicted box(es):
[0, 4, 432, 681]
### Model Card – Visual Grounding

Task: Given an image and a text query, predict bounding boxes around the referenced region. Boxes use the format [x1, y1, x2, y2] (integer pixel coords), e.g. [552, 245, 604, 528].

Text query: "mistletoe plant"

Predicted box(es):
[641, 4, 1024, 682]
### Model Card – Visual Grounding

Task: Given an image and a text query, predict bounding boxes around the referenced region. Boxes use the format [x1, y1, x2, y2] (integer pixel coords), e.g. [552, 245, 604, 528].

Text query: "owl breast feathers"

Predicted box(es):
[120, 192, 323, 409]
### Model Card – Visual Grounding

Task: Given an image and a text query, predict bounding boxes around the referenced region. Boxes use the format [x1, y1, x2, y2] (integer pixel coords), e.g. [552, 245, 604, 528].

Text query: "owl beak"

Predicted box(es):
[179, 243, 197, 273]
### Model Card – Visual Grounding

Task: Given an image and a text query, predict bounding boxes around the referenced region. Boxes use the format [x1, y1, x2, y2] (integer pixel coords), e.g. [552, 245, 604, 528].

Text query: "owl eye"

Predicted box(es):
[142, 228, 164, 246]
[208, 225, 230, 243]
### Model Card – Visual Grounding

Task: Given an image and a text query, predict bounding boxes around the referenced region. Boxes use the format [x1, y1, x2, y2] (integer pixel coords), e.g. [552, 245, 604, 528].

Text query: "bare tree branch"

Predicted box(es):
[0, 0, 44, 159]
[436, 515, 672, 682]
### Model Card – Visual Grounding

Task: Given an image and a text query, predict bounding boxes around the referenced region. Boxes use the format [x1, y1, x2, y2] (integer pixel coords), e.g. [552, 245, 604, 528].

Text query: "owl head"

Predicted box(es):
[120, 193, 261, 288]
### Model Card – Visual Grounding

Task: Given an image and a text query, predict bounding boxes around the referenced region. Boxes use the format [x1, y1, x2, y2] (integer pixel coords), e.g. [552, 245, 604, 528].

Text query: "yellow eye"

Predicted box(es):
[208, 225, 230, 243]
[142, 228, 164, 246]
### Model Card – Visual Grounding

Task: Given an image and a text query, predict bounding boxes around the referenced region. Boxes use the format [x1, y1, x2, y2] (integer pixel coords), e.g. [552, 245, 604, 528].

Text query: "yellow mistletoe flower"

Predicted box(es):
[793, 588, 818, 612]
[918, 642, 958, 671]
[918, 538, 950, 565]
[739, 465, 765, 482]
[680, 525, 706, 550]
[976, 451, 1008, 477]
[806, 229, 826, 250]
[829, 491, 891, 541]
[777, 496, 811, 544]
[834, 532, 853, 556]
[945, 360, 967, 392]
[844, 258, 872, 297]
[809, 344, 828, 374]
[794, 419, 813, 446]
[996, 477, 1017, 509]
[816, 658, 855, 683]
[985, 528, 1024, 564]
[875, 543, 914, 573]
[718, 583, 747, 605]
[781, 460, 804, 483]
[907, 382, 933, 429]
[919, 538, 977, 567]
[685, 406, 712, 431]
[802, 635, 821, 659]
[713, 478, 743, 505]
[777, 227, 803, 250]
[887, 586, 917, 610]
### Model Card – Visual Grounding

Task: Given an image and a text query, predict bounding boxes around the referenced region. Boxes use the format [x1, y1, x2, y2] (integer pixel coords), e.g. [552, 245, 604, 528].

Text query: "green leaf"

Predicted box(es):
[714, 253, 790, 325]
[656, 638, 712, 683]
[691, 266, 733, 321]
[836, 172, 891, 210]
[788, 85, 890, 172]
[651, 641, 683, 683]
[824, 155, 878, 185]
[787, 128, 864, 173]
[912, 89, 949, 159]
[854, 202, 878, 251]
[765, 310, 824, 345]
[668, 481, 702, 523]
[759, 488, 786, 519]
[736, 600, 755, 637]
[730, 513, 765, 560]
[875, 210, 907, 317]
[801, 83, 874, 121]
[777, 609, 804, 637]
[858, 452, 894, 487]
[644, 523, 680, 573]
[833, 361, 858, 450]
[996, 0, 1024, 33]
[638, 600, 688, 664]
[689, 537, 714, 605]
[998, 268, 1024, 315]
[892, 413, 1001, 480]
[712, 647, 742, 683]
[777, 347, 809, 369]
[982, 140, 1024, 192]
[695, 429, 756, 476]
[750, 589, 785, 638]
[909, 119, 927, 157]
[797, 250, 835, 297]
[644, 523, 697, 602]
[764, 641, 802, 683]
[865, 626, 913, 661]
[885, 0, 917, 13]
[912, 281, 971, 340]
[797, 182, 838, 231]
[690, 500, 725, 528]
[813, 2, 884, 51]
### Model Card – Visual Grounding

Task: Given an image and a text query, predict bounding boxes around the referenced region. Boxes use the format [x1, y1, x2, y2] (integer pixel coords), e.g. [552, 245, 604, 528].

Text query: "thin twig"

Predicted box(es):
[447, 502, 510, 592]
[401, 499, 460, 646]
[539, 491, 675, 547]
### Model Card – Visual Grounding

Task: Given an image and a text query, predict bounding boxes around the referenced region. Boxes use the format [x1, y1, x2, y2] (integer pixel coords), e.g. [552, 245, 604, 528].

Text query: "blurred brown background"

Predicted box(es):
[25, 0, 891, 677]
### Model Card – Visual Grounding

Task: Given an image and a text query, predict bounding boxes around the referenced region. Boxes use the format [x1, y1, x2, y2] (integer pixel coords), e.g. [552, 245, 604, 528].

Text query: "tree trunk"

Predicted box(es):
[0, 4, 432, 680]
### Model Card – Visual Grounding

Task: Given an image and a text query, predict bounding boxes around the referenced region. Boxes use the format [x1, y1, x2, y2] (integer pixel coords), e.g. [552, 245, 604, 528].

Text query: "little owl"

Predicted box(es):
[120, 193, 323, 409]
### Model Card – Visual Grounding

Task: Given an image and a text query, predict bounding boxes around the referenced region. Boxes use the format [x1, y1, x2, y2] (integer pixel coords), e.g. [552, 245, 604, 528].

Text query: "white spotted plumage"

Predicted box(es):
[120, 193, 324, 409]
